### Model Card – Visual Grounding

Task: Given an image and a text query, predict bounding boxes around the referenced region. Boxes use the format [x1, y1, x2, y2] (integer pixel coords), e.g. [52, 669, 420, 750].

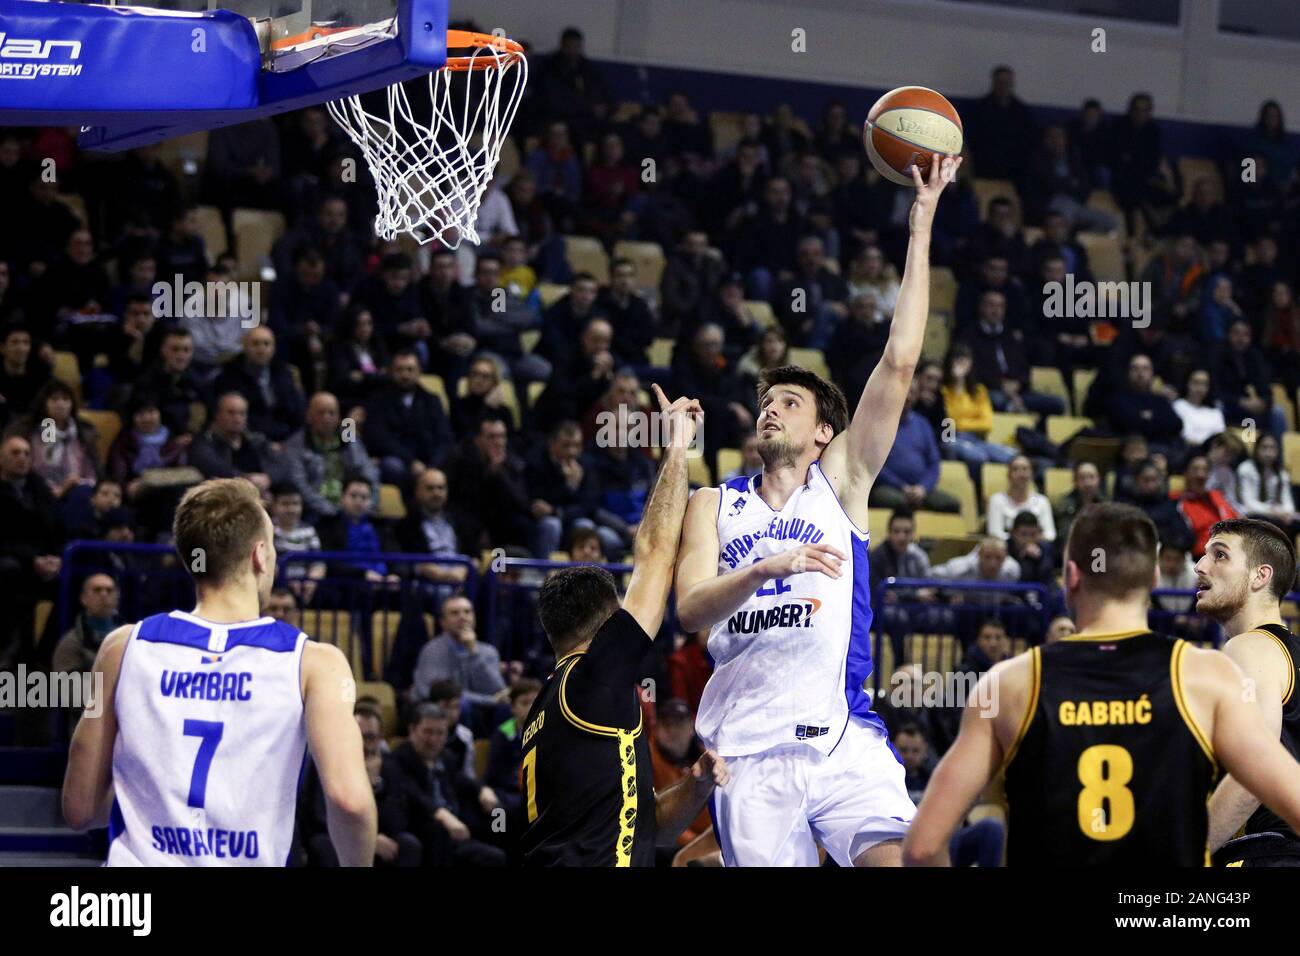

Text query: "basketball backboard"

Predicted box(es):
[0, 0, 448, 150]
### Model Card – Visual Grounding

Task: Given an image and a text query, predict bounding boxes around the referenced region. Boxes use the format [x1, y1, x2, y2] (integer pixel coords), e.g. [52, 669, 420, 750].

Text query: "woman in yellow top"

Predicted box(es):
[940, 344, 1017, 487]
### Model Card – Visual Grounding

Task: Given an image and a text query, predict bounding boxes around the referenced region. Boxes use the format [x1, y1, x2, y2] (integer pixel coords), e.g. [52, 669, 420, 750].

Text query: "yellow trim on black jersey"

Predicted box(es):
[557, 653, 644, 738]
[1061, 628, 1150, 643]
[1171, 640, 1218, 774]
[615, 730, 637, 867]
[1240, 628, 1296, 705]
[1001, 646, 1041, 771]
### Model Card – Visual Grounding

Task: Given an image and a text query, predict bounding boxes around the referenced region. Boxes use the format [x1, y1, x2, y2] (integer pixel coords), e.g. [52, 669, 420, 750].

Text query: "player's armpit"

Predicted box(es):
[62, 625, 132, 831]
[302, 642, 377, 866]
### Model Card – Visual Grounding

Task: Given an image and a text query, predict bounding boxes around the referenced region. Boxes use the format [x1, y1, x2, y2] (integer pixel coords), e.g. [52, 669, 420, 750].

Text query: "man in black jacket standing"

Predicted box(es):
[364, 349, 455, 489]
[212, 326, 307, 443]
[0, 434, 65, 666]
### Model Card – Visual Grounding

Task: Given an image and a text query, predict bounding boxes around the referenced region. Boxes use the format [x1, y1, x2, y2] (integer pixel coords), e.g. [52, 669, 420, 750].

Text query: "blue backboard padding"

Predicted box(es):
[8, 0, 451, 154]
[0, 1, 260, 125]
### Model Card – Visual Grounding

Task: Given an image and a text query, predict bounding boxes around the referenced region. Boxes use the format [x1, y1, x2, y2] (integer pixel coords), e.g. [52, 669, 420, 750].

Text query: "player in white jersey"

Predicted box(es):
[63, 478, 377, 866]
[675, 154, 960, 866]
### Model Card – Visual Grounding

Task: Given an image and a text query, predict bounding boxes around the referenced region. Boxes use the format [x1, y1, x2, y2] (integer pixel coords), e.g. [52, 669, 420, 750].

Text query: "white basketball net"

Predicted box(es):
[327, 41, 528, 248]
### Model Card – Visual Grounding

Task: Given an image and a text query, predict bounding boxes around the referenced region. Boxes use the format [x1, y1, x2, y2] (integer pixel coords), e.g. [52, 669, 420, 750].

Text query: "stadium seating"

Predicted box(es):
[744, 300, 778, 330]
[716, 447, 744, 479]
[1177, 156, 1224, 203]
[971, 178, 1021, 223]
[355, 680, 399, 737]
[562, 235, 610, 283]
[929, 267, 958, 314]
[787, 347, 830, 381]
[1043, 466, 1075, 500]
[987, 412, 1035, 448]
[1046, 414, 1092, 446]
[537, 282, 570, 308]
[1071, 367, 1097, 416]
[377, 484, 406, 520]
[648, 337, 675, 368]
[937, 460, 980, 532]
[193, 206, 229, 259]
[418, 374, 450, 409]
[232, 208, 287, 280]
[1030, 366, 1070, 408]
[79, 409, 122, 464]
[1078, 231, 1126, 282]
[51, 351, 81, 402]
[613, 240, 667, 291]
[913, 511, 969, 539]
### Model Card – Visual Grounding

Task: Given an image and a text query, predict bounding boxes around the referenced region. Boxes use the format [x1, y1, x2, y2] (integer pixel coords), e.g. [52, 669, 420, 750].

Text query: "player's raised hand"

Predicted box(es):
[909, 153, 962, 232]
[758, 542, 846, 581]
[651, 382, 704, 452]
[691, 749, 730, 791]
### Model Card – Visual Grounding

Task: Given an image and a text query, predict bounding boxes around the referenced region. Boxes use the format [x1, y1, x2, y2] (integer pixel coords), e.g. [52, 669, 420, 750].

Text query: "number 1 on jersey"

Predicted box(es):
[522, 748, 539, 823]
[183, 719, 225, 809]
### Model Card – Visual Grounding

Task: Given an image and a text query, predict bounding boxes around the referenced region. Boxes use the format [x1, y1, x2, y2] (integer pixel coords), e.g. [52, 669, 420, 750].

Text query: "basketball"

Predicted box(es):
[864, 86, 963, 186]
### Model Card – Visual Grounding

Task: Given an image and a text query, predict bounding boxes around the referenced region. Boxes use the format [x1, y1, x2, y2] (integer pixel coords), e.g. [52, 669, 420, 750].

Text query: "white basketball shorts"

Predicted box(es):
[708, 717, 914, 867]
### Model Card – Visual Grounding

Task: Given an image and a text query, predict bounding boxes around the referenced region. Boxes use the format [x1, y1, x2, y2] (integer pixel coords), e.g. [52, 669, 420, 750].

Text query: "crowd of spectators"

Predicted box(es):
[3, 27, 1300, 863]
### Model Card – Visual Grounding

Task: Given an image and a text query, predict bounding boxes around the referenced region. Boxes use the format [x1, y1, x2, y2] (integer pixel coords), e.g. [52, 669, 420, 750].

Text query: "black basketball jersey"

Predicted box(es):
[519, 609, 657, 867]
[1243, 623, 1300, 841]
[1004, 631, 1219, 866]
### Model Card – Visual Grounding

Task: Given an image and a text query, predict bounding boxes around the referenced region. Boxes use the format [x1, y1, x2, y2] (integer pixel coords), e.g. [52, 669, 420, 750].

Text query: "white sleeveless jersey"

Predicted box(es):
[107, 611, 309, 867]
[696, 463, 886, 757]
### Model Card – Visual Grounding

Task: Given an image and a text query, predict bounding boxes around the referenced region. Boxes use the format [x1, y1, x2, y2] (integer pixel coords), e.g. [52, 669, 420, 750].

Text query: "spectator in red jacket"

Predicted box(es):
[1175, 453, 1239, 557]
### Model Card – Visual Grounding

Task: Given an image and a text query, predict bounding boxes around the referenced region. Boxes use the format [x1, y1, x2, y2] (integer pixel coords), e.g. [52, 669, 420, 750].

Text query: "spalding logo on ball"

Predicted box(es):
[864, 86, 963, 186]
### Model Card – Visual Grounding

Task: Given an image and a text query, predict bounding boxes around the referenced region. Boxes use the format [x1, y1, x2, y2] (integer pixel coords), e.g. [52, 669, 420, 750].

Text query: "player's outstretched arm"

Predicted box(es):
[621, 385, 701, 637]
[1192, 647, 1300, 838]
[675, 488, 847, 633]
[63, 625, 132, 831]
[821, 155, 961, 505]
[301, 642, 377, 866]
[904, 662, 1011, 866]
[1207, 633, 1288, 849]
[655, 750, 730, 846]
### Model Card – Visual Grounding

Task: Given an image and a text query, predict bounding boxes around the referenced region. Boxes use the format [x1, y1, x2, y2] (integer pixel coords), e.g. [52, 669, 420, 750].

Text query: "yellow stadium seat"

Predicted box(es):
[355, 680, 399, 736]
[474, 739, 492, 780]
[158, 130, 209, 183]
[1046, 415, 1091, 446]
[937, 460, 980, 532]
[612, 101, 643, 124]
[787, 347, 830, 381]
[613, 240, 667, 290]
[1285, 433, 1300, 479]
[928, 535, 981, 565]
[1043, 466, 1075, 501]
[563, 235, 610, 283]
[981, 461, 1011, 503]
[527, 380, 546, 407]
[34, 600, 53, 645]
[870, 638, 895, 694]
[987, 412, 1035, 448]
[648, 337, 675, 368]
[1078, 231, 1125, 283]
[1072, 367, 1097, 416]
[1030, 367, 1069, 408]
[194, 205, 229, 258]
[79, 409, 121, 465]
[51, 351, 82, 402]
[1021, 226, 1045, 246]
[717, 447, 744, 480]
[688, 455, 712, 487]
[867, 508, 893, 545]
[537, 282, 569, 309]
[1273, 384, 1295, 431]
[1086, 189, 1126, 240]
[913, 511, 969, 539]
[744, 300, 778, 330]
[709, 111, 746, 156]
[1168, 474, 1185, 495]
[922, 311, 950, 363]
[520, 329, 541, 354]
[455, 375, 519, 428]
[971, 179, 1021, 223]
[301, 610, 356, 674]
[495, 135, 521, 182]
[232, 208, 287, 281]
[377, 484, 406, 520]
[904, 633, 962, 674]
[930, 267, 958, 314]
[54, 192, 88, 226]
[419, 374, 449, 409]
[370, 611, 433, 681]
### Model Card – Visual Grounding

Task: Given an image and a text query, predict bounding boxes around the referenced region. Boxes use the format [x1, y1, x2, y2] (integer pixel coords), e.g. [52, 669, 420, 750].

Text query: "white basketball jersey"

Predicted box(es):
[107, 611, 309, 867]
[696, 463, 886, 758]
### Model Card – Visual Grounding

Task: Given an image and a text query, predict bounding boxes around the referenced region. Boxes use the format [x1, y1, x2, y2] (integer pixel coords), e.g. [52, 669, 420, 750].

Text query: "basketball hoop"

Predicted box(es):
[326, 30, 527, 248]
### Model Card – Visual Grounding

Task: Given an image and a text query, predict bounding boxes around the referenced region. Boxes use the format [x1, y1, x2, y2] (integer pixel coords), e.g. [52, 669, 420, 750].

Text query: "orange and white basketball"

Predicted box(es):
[864, 86, 963, 186]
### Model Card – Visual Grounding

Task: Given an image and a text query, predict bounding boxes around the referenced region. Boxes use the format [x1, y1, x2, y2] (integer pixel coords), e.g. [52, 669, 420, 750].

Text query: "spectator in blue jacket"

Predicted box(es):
[868, 378, 960, 513]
